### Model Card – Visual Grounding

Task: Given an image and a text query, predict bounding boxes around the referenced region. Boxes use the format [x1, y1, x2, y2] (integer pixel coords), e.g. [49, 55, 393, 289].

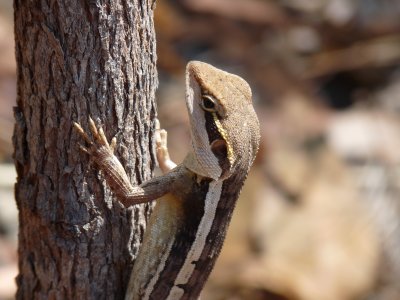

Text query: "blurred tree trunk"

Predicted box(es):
[13, 0, 157, 298]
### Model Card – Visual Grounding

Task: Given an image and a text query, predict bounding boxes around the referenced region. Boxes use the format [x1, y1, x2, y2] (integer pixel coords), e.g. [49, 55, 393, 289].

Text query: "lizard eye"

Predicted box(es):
[201, 95, 217, 112]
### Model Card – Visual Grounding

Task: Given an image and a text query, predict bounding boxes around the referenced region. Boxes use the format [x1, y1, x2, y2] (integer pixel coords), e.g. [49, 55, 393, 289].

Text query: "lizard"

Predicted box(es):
[73, 61, 260, 300]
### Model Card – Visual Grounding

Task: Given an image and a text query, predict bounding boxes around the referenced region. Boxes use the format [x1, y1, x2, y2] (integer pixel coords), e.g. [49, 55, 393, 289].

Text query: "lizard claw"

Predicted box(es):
[155, 118, 167, 149]
[88, 117, 103, 144]
[98, 127, 110, 147]
[157, 129, 168, 149]
[78, 144, 89, 154]
[74, 122, 93, 145]
[88, 117, 98, 136]
[154, 118, 176, 173]
[74, 117, 115, 157]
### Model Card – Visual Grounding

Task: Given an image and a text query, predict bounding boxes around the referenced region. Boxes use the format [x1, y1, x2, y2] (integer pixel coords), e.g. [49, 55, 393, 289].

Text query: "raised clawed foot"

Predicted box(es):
[155, 119, 177, 173]
[73, 117, 117, 158]
[74, 117, 176, 173]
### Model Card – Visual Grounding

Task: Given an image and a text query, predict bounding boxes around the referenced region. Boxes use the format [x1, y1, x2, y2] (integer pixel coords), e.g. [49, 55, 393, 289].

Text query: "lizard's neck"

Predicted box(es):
[126, 168, 246, 300]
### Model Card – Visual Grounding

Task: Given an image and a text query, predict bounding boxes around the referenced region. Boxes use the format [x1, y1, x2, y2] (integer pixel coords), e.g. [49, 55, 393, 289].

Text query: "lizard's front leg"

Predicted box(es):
[73, 117, 176, 207]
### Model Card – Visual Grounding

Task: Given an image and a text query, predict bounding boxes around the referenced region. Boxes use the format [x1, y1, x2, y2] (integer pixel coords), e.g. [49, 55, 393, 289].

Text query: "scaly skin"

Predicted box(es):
[74, 61, 260, 300]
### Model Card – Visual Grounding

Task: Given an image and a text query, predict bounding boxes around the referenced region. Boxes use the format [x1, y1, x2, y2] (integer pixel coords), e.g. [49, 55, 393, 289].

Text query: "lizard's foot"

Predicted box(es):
[155, 118, 177, 173]
[73, 117, 117, 159]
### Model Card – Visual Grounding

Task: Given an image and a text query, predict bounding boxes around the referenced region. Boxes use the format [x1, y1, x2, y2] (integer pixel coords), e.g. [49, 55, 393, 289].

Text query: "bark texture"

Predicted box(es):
[13, 0, 157, 298]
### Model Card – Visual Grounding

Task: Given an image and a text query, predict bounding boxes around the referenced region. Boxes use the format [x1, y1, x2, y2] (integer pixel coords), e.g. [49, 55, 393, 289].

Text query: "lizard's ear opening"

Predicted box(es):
[210, 139, 227, 160]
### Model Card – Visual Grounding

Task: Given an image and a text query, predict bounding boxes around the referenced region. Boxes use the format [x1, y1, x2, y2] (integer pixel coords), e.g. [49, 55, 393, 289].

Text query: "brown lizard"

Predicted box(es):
[74, 61, 260, 300]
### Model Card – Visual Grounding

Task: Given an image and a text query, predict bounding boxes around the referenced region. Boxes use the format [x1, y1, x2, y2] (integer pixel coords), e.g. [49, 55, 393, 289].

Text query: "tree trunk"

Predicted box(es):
[13, 0, 157, 298]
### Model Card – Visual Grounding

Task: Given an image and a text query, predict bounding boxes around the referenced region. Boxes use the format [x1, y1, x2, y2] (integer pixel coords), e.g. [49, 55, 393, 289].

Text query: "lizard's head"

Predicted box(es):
[184, 61, 260, 180]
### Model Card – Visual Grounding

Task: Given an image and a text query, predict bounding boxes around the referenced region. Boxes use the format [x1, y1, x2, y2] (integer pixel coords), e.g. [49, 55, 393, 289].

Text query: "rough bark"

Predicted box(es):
[13, 0, 157, 298]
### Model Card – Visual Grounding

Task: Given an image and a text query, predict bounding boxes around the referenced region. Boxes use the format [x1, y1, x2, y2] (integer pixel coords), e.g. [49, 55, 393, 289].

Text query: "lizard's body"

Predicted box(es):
[74, 61, 260, 299]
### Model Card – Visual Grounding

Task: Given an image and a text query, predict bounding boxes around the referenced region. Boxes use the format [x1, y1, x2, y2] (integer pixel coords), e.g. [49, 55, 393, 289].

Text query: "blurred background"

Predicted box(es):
[1, 0, 400, 299]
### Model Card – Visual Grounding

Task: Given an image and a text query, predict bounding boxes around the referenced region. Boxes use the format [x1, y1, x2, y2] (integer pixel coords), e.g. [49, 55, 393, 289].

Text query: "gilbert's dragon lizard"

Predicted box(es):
[74, 61, 260, 300]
